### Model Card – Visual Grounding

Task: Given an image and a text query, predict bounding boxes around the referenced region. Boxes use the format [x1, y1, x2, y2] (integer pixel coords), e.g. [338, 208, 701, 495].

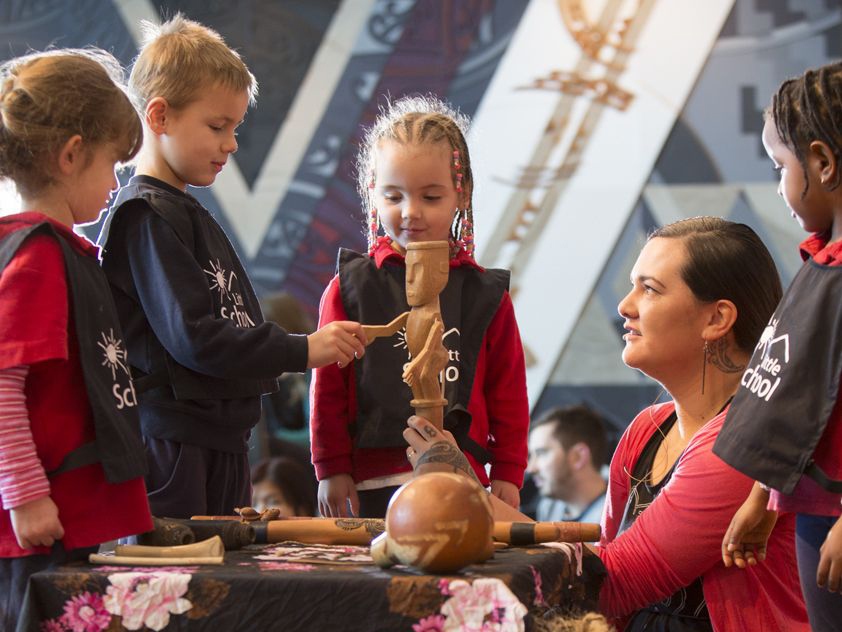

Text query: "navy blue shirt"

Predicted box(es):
[98, 176, 308, 452]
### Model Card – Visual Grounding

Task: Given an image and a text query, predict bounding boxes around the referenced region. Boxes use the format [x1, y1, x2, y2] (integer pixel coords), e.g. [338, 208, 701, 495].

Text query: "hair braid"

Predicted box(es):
[771, 61, 842, 196]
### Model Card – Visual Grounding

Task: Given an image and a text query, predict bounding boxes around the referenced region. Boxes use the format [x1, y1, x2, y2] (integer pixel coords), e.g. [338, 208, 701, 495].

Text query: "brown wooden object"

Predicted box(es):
[362, 241, 451, 431]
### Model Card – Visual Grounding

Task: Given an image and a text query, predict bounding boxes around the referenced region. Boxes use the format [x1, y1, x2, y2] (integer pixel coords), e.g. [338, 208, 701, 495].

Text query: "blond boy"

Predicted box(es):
[98, 15, 364, 518]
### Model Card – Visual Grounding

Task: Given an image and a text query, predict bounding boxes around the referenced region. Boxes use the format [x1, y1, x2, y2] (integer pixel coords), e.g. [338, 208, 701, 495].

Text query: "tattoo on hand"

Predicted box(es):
[708, 338, 745, 374]
[415, 442, 481, 485]
[422, 425, 438, 438]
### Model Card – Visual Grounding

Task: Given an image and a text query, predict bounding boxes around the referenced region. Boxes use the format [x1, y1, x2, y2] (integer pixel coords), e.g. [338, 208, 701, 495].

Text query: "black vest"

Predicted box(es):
[714, 259, 842, 494]
[99, 179, 278, 400]
[0, 221, 146, 483]
[338, 248, 509, 463]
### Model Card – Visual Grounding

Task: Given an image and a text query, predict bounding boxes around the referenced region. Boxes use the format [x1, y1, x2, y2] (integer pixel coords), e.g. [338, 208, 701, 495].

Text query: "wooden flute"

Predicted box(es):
[189, 516, 600, 545]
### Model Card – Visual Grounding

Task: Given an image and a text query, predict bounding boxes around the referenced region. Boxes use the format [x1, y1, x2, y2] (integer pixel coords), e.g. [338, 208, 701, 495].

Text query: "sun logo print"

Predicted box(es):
[203, 259, 237, 301]
[393, 327, 410, 358]
[97, 329, 129, 380]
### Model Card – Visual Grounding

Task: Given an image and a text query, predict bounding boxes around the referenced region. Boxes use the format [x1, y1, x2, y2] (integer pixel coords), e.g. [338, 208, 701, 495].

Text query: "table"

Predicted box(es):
[17, 541, 605, 631]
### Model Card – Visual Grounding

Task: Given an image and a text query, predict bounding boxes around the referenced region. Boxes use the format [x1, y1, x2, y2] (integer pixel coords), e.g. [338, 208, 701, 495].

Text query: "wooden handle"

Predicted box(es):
[492, 521, 601, 544]
[260, 517, 385, 545]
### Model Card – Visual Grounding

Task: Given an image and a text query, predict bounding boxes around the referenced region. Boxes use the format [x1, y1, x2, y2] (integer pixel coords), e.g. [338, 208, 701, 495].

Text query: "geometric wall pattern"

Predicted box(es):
[1, 0, 839, 443]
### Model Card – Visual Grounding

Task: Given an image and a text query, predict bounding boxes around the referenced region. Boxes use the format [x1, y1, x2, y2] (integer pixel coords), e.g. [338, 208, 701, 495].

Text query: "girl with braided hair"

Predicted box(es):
[311, 95, 529, 518]
[717, 61, 842, 631]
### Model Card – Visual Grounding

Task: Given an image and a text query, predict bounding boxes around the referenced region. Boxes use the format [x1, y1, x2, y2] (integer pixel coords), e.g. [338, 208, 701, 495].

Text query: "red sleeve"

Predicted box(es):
[484, 292, 529, 486]
[309, 275, 355, 480]
[0, 235, 68, 369]
[598, 416, 754, 617]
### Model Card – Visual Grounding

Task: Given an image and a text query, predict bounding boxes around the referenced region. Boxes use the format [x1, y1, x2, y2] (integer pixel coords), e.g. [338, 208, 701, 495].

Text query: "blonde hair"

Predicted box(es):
[0, 48, 142, 198]
[356, 95, 475, 256]
[129, 13, 257, 113]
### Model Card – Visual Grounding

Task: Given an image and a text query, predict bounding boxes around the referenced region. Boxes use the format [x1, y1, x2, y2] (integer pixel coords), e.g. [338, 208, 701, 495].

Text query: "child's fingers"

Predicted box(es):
[731, 547, 747, 569]
[334, 321, 368, 350]
[818, 552, 831, 589]
[722, 518, 745, 567]
[333, 340, 357, 368]
[827, 560, 842, 592]
[348, 487, 360, 518]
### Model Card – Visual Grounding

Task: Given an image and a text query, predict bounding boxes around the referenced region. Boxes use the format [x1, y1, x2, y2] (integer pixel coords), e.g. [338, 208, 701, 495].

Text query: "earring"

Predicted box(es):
[459, 207, 475, 257]
[701, 340, 709, 395]
[368, 205, 379, 254]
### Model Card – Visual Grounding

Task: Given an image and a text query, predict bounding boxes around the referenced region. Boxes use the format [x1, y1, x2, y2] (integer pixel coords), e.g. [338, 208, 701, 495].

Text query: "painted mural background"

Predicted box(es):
[1, 0, 838, 444]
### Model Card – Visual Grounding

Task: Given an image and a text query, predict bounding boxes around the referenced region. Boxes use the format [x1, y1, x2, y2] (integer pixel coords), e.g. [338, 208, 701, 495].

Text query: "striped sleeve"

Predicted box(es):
[0, 365, 50, 509]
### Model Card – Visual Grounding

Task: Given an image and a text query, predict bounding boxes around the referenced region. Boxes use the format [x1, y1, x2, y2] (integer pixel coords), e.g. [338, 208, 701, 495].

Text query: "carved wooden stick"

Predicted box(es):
[492, 521, 601, 544]
[191, 515, 600, 545]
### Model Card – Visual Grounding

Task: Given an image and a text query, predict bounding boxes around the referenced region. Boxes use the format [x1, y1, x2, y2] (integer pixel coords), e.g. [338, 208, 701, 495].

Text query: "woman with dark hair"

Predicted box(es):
[405, 217, 808, 631]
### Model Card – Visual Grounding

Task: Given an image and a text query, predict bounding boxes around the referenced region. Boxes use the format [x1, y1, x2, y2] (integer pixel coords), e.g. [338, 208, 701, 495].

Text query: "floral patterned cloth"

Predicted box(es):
[19, 542, 603, 631]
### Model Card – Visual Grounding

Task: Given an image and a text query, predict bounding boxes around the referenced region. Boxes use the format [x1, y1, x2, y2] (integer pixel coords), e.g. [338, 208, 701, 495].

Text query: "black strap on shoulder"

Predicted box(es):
[130, 366, 171, 394]
[45, 441, 99, 478]
[805, 460, 842, 494]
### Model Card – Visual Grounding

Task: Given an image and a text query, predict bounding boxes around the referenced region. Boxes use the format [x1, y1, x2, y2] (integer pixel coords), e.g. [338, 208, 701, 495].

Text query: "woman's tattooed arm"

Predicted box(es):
[415, 441, 481, 486]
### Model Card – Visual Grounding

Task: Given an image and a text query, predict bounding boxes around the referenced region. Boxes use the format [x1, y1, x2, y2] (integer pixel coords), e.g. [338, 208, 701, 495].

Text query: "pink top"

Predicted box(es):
[0, 366, 50, 508]
[599, 402, 808, 632]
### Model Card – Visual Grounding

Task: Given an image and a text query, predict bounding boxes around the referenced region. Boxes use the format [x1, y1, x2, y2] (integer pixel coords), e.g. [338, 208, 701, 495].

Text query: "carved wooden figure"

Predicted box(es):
[361, 240, 450, 430]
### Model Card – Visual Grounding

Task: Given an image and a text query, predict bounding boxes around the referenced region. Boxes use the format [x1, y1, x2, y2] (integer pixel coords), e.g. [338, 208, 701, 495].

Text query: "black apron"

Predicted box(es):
[620, 412, 712, 632]
[713, 259, 842, 494]
[0, 221, 146, 483]
[338, 248, 509, 463]
[99, 178, 278, 400]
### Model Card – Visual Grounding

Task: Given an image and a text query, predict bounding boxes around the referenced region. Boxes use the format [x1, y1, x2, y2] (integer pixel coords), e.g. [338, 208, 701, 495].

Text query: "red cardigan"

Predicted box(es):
[598, 402, 808, 632]
[309, 239, 529, 487]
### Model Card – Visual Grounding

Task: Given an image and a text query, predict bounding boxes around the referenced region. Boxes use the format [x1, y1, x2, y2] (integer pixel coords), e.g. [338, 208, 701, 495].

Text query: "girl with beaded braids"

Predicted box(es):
[0, 49, 152, 628]
[310, 95, 529, 518]
[716, 61, 842, 632]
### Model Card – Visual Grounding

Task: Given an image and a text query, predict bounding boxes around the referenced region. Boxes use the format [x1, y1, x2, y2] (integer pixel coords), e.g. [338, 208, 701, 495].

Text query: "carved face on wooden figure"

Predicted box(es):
[405, 241, 450, 307]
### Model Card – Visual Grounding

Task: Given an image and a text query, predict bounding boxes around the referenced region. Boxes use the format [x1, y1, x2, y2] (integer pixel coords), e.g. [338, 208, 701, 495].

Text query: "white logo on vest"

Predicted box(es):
[97, 329, 136, 409]
[741, 318, 790, 402]
[394, 326, 462, 384]
[203, 258, 255, 328]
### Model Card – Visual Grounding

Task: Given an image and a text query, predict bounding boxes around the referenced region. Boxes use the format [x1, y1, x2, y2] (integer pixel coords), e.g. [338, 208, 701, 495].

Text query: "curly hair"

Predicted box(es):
[769, 61, 842, 196]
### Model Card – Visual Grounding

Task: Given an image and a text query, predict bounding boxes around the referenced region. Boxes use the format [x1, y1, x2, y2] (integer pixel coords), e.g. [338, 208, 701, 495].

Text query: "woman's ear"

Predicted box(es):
[56, 134, 85, 177]
[808, 139, 838, 188]
[703, 299, 738, 341]
[145, 97, 170, 135]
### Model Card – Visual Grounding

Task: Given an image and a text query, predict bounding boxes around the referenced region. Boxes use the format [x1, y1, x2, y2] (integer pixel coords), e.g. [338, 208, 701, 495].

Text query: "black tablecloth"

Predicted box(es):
[18, 541, 604, 631]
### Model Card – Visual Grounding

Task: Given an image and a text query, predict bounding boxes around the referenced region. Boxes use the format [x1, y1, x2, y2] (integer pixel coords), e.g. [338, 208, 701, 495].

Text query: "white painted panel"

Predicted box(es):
[468, 0, 736, 407]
